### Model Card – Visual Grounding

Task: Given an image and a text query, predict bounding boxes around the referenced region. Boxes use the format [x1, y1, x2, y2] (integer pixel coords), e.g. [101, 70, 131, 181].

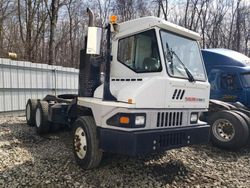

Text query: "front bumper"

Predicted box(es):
[98, 124, 210, 156]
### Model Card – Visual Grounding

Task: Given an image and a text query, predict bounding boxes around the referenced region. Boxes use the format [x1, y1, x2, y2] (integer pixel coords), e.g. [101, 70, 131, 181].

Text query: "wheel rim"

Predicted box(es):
[26, 103, 31, 121]
[35, 108, 41, 128]
[212, 119, 235, 142]
[74, 127, 87, 159]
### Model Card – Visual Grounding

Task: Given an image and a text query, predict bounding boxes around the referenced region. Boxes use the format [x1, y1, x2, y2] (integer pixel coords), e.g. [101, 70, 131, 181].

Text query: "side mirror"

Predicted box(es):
[86, 27, 102, 55]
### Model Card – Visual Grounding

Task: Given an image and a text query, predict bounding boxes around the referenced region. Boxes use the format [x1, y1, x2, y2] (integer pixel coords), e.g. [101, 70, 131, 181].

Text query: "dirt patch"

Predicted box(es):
[1, 116, 250, 187]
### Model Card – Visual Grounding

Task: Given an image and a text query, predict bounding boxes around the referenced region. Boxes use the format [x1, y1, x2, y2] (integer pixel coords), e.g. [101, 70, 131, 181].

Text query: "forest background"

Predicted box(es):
[0, 0, 249, 68]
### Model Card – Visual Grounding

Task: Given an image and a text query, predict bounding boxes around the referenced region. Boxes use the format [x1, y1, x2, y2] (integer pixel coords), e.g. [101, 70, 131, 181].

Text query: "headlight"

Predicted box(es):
[135, 116, 145, 125]
[190, 112, 198, 124]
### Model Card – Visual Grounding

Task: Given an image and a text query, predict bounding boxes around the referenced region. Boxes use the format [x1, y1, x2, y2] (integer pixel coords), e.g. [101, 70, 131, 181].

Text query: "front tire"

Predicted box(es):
[72, 116, 103, 169]
[35, 101, 50, 135]
[208, 110, 249, 150]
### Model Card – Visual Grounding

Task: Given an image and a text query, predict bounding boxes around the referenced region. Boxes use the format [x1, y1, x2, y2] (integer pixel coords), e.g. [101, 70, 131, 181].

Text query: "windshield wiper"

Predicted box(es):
[172, 51, 195, 82]
[165, 43, 174, 75]
[165, 43, 195, 82]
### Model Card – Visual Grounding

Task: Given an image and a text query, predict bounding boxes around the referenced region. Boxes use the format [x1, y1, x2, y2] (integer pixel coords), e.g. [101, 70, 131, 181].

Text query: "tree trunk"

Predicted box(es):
[0, 18, 3, 52]
[26, 0, 32, 60]
[234, 0, 241, 51]
[184, 0, 190, 27]
[48, 0, 59, 65]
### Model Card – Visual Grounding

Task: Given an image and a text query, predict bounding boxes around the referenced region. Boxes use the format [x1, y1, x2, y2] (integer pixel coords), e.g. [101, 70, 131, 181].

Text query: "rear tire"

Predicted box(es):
[232, 110, 250, 143]
[208, 110, 249, 150]
[35, 101, 50, 135]
[72, 116, 103, 169]
[26, 99, 38, 126]
[232, 110, 250, 127]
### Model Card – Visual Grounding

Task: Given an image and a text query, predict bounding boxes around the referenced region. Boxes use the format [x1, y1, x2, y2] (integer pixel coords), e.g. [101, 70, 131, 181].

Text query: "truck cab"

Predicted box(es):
[95, 17, 210, 109]
[202, 48, 250, 108]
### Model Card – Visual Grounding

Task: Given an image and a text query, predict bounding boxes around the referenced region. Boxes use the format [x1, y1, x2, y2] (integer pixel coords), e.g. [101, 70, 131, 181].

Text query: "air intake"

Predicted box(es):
[157, 112, 183, 127]
[172, 89, 185, 100]
[158, 132, 186, 147]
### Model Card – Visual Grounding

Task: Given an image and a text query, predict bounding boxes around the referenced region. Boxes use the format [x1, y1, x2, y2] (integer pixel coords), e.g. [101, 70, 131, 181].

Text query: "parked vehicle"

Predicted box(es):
[25, 9, 211, 169]
[201, 48, 250, 150]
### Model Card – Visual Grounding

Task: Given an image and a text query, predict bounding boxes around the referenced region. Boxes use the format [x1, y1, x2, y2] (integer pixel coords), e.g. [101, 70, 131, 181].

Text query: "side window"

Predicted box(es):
[220, 73, 238, 90]
[208, 71, 218, 91]
[117, 30, 162, 73]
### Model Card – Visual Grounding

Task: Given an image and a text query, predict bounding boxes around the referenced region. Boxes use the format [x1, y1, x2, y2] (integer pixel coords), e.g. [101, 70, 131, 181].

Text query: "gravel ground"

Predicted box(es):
[1, 116, 250, 188]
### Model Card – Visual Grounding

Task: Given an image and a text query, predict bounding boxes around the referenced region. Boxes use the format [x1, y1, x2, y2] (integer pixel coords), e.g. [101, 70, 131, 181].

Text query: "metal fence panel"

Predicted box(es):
[0, 58, 79, 114]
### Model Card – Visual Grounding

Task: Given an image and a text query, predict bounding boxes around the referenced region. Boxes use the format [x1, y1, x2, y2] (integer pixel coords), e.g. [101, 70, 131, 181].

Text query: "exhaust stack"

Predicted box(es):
[78, 8, 100, 97]
[87, 8, 95, 27]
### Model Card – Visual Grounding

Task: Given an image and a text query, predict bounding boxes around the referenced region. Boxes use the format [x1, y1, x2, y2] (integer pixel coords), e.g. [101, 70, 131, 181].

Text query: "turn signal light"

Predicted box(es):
[119, 116, 130, 124]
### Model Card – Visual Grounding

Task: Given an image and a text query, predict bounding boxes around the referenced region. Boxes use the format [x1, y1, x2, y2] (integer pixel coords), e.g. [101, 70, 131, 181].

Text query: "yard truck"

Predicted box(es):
[201, 48, 250, 150]
[25, 9, 210, 169]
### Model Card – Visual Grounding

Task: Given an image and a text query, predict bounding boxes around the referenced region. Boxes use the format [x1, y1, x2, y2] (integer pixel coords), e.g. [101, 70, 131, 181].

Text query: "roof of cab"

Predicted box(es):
[202, 48, 250, 64]
[117, 16, 201, 40]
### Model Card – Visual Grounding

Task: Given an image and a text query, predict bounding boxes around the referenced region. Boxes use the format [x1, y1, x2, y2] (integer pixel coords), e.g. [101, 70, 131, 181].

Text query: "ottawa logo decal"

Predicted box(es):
[185, 97, 205, 102]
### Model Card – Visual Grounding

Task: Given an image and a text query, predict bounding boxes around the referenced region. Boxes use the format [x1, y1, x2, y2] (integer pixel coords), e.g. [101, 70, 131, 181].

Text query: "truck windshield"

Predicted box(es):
[241, 73, 250, 87]
[160, 30, 206, 81]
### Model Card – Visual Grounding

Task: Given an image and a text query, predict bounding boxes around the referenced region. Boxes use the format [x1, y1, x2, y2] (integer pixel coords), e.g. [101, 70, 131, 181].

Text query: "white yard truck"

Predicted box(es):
[25, 9, 210, 169]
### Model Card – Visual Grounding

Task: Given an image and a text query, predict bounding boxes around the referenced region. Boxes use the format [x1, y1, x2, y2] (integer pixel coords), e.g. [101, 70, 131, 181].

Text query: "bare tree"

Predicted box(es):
[0, 0, 250, 67]
[199, 0, 211, 48]
[17, 0, 48, 61]
[233, 0, 242, 51]
[0, 0, 14, 55]
[95, 0, 112, 26]
[45, 0, 64, 65]
[114, 0, 135, 22]
[155, 0, 168, 20]
[136, 0, 149, 17]
[241, 6, 250, 55]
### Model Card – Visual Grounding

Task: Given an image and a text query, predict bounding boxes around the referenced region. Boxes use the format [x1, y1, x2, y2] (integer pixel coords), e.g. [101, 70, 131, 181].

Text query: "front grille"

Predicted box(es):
[156, 112, 183, 127]
[158, 132, 186, 147]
